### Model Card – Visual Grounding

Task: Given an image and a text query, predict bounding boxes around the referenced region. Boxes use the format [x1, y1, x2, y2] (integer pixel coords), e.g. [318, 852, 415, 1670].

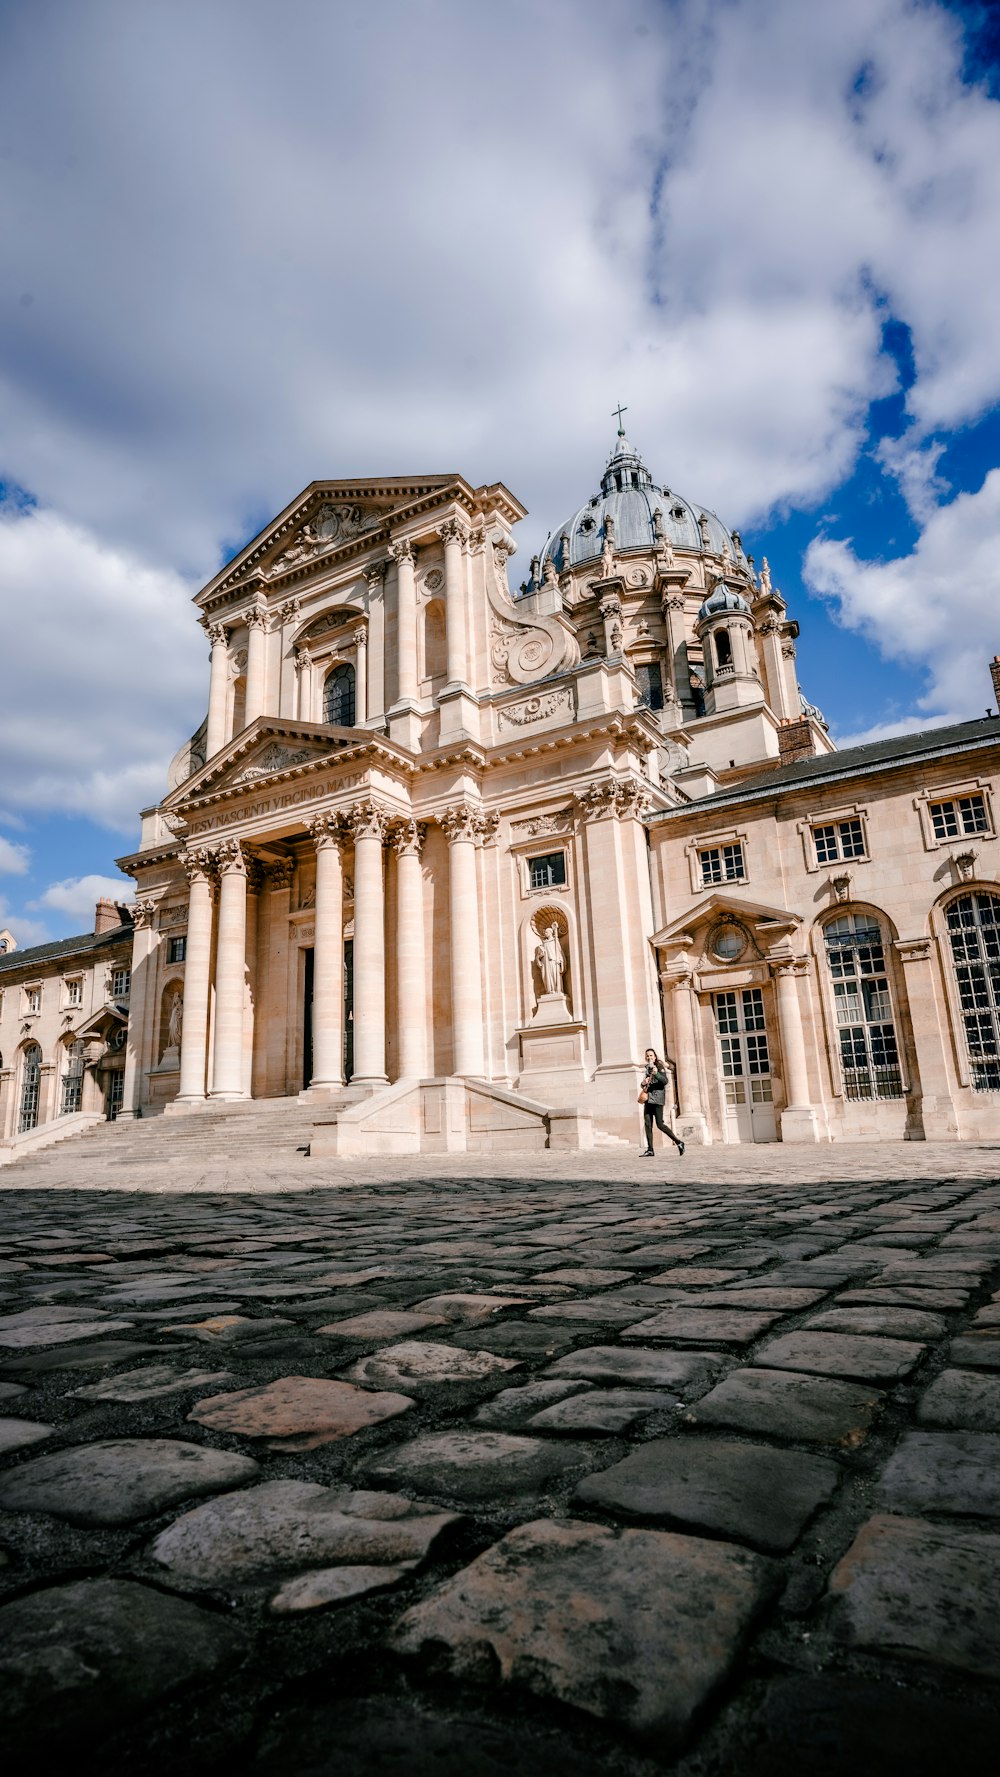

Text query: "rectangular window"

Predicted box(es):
[635, 662, 664, 711]
[930, 793, 988, 841]
[167, 936, 187, 964]
[24, 985, 41, 1015]
[528, 852, 567, 891]
[110, 968, 131, 999]
[813, 816, 866, 864]
[66, 978, 83, 1007]
[699, 842, 746, 885]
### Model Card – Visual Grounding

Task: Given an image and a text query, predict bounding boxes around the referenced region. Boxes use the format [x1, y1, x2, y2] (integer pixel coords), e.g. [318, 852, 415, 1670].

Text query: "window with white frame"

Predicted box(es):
[110, 967, 131, 1000]
[528, 852, 567, 891]
[930, 793, 989, 842]
[23, 984, 41, 1015]
[824, 913, 903, 1100]
[65, 977, 83, 1008]
[813, 816, 866, 865]
[699, 841, 746, 886]
[946, 890, 1000, 1091]
[61, 1040, 85, 1115]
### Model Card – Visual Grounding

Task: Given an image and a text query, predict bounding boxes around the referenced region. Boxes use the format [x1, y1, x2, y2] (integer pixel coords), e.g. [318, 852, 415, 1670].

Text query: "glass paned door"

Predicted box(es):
[947, 891, 1000, 1090]
[713, 988, 776, 1142]
[18, 1044, 42, 1133]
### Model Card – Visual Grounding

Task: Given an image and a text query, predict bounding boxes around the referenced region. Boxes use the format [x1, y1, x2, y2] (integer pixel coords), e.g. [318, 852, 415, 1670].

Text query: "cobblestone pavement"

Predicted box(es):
[1, 1138, 1000, 1774]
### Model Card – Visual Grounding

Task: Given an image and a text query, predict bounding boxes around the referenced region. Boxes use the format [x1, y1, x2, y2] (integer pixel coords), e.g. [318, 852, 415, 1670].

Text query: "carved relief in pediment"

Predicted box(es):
[263, 504, 383, 579]
[230, 742, 321, 786]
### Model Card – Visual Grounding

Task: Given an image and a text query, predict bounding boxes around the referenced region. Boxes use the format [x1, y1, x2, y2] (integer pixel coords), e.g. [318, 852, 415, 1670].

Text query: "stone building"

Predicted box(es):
[109, 427, 999, 1149]
[0, 901, 133, 1153]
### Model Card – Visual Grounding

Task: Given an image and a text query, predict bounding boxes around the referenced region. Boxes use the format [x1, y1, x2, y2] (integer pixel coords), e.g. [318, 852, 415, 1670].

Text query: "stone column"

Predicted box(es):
[665, 966, 710, 1145]
[441, 802, 485, 1077]
[119, 899, 157, 1118]
[264, 857, 294, 1095]
[348, 801, 389, 1086]
[176, 850, 215, 1105]
[389, 539, 418, 703]
[244, 605, 267, 726]
[392, 820, 427, 1079]
[895, 937, 959, 1139]
[205, 624, 230, 760]
[364, 560, 387, 726]
[242, 858, 264, 1097]
[278, 599, 300, 718]
[353, 625, 369, 725]
[307, 815, 345, 1091]
[600, 594, 623, 660]
[294, 647, 312, 722]
[772, 957, 820, 1141]
[210, 840, 250, 1100]
[438, 519, 468, 687]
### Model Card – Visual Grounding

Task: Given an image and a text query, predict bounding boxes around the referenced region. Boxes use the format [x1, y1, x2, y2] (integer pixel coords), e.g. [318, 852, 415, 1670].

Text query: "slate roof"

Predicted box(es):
[649, 715, 1000, 824]
[0, 923, 133, 978]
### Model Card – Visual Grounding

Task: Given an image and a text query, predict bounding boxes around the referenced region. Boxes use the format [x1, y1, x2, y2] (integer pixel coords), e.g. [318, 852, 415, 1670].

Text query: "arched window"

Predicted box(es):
[323, 662, 356, 727]
[946, 890, 1000, 1090]
[714, 630, 733, 671]
[61, 1040, 85, 1115]
[824, 913, 903, 1100]
[18, 1043, 42, 1133]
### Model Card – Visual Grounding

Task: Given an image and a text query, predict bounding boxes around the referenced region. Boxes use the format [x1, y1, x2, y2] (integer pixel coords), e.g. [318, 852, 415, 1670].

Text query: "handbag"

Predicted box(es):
[637, 1089, 648, 1105]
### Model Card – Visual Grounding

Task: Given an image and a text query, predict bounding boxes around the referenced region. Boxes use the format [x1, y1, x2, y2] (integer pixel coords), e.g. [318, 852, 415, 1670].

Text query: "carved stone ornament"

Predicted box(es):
[267, 857, 295, 891]
[512, 808, 573, 839]
[365, 558, 387, 590]
[439, 802, 488, 844]
[599, 595, 623, 624]
[214, 838, 248, 876]
[266, 504, 382, 578]
[388, 538, 414, 567]
[577, 778, 653, 823]
[279, 598, 301, 625]
[831, 873, 852, 904]
[294, 647, 311, 674]
[161, 812, 188, 836]
[183, 846, 217, 885]
[206, 622, 227, 647]
[232, 742, 318, 786]
[954, 849, 978, 882]
[346, 799, 391, 843]
[245, 856, 266, 895]
[391, 819, 426, 858]
[352, 625, 368, 651]
[131, 899, 157, 929]
[487, 535, 580, 687]
[437, 518, 465, 547]
[895, 936, 932, 964]
[245, 604, 268, 630]
[497, 687, 575, 729]
[307, 813, 345, 851]
[423, 567, 444, 594]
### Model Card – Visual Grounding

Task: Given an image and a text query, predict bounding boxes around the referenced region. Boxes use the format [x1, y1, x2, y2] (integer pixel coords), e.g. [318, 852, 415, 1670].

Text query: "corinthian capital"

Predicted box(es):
[278, 598, 301, 625]
[365, 557, 388, 590]
[437, 518, 465, 547]
[346, 799, 390, 843]
[352, 623, 368, 651]
[267, 857, 295, 891]
[131, 899, 157, 929]
[307, 812, 346, 852]
[388, 538, 414, 568]
[439, 801, 485, 844]
[183, 846, 217, 885]
[214, 837, 248, 875]
[245, 603, 268, 631]
[206, 622, 228, 647]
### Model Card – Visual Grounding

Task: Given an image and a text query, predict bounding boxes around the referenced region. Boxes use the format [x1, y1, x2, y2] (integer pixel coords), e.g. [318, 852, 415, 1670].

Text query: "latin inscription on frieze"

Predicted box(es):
[188, 773, 366, 835]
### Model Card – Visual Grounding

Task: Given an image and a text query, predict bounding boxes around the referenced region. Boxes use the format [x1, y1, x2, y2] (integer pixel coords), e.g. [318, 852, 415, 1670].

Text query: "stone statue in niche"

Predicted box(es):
[158, 990, 183, 1068]
[535, 924, 566, 996]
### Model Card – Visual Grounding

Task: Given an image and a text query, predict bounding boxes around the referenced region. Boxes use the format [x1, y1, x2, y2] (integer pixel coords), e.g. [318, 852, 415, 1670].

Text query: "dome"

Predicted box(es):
[537, 429, 749, 579]
[697, 582, 752, 622]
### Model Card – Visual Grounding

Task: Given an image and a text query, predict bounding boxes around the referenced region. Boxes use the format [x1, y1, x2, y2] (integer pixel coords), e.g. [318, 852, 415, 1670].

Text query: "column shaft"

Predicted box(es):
[206, 627, 229, 759]
[211, 847, 249, 1099]
[392, 542, 418, 703]
[670, 980, 702, 1118]
[310, 821, 345, 1089]
[354, 628, 369, 724]
[444, 808, 484, 1076]
[394, 825, 426, 1078]
[774, 964, 810, 1109]
[120, 904, 156, 1116]
[177, 861, 215, 1102]
[244, 610, 267, 725]
[351, 808, 388, 1084]
[440, 522, 467, 686]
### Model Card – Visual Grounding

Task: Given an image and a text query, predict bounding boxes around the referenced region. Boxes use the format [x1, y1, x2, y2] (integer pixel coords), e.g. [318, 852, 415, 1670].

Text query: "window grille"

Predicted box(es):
[61, 1041, 85, 1115]
[946, 891, 1000, 1090]
[528, 852, 567, 891]
[18, 1044, 41, 1133]
[323, 662, 356, 727]
[699, 842, 746, 885]
[813, 817, 866, 865]
[714, 988, 773, 1106]
[824, 913, 902, 1100]
[105, 1071, 125, 1120]
[931, 793, 988, 841]
[635, 662, 664, 711]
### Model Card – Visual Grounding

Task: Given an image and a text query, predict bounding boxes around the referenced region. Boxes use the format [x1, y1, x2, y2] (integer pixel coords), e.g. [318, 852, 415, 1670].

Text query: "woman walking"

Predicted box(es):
[640, 1048, 685, 1157]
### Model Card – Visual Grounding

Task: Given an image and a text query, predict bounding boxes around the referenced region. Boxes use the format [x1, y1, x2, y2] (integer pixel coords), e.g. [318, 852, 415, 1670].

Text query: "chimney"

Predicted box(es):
[991, 656, 1000, 711]
[94, 899, 134, 934]
[778, 717, 816, 766]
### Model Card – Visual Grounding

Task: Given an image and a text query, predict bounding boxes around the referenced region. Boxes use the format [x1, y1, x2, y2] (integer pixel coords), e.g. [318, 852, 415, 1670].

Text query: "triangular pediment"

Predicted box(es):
[650, 892, 802, 950]
[73, 1003, 128, 1041]
[161, 719, 370, 812]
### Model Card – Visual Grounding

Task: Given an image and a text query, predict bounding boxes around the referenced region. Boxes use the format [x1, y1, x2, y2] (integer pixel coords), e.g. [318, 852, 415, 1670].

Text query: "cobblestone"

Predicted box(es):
[0, 1138, 998, 1772]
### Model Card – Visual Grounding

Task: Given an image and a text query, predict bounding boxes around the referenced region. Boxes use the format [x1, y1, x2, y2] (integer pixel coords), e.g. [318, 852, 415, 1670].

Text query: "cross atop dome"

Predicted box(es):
[612, 401, 628, 437]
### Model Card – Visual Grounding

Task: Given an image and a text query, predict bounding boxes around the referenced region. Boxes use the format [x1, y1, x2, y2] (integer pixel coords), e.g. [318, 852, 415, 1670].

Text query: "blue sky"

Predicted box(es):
[1, 0, 999, 946]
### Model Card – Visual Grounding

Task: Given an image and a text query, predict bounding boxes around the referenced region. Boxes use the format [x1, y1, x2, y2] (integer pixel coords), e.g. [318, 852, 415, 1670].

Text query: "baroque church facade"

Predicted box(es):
[5, 425, 996, 1153]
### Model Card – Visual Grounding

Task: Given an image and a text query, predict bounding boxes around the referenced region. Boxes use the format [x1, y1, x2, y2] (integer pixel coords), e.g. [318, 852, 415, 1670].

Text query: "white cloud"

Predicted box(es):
[0, 897, 50, 950]
[0, 837, 30, 875]
[0, 0, 996, 796]
[36, 873, 135, 921]
[0, 503, 204, 833]
[804, 468, 1000, 720]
